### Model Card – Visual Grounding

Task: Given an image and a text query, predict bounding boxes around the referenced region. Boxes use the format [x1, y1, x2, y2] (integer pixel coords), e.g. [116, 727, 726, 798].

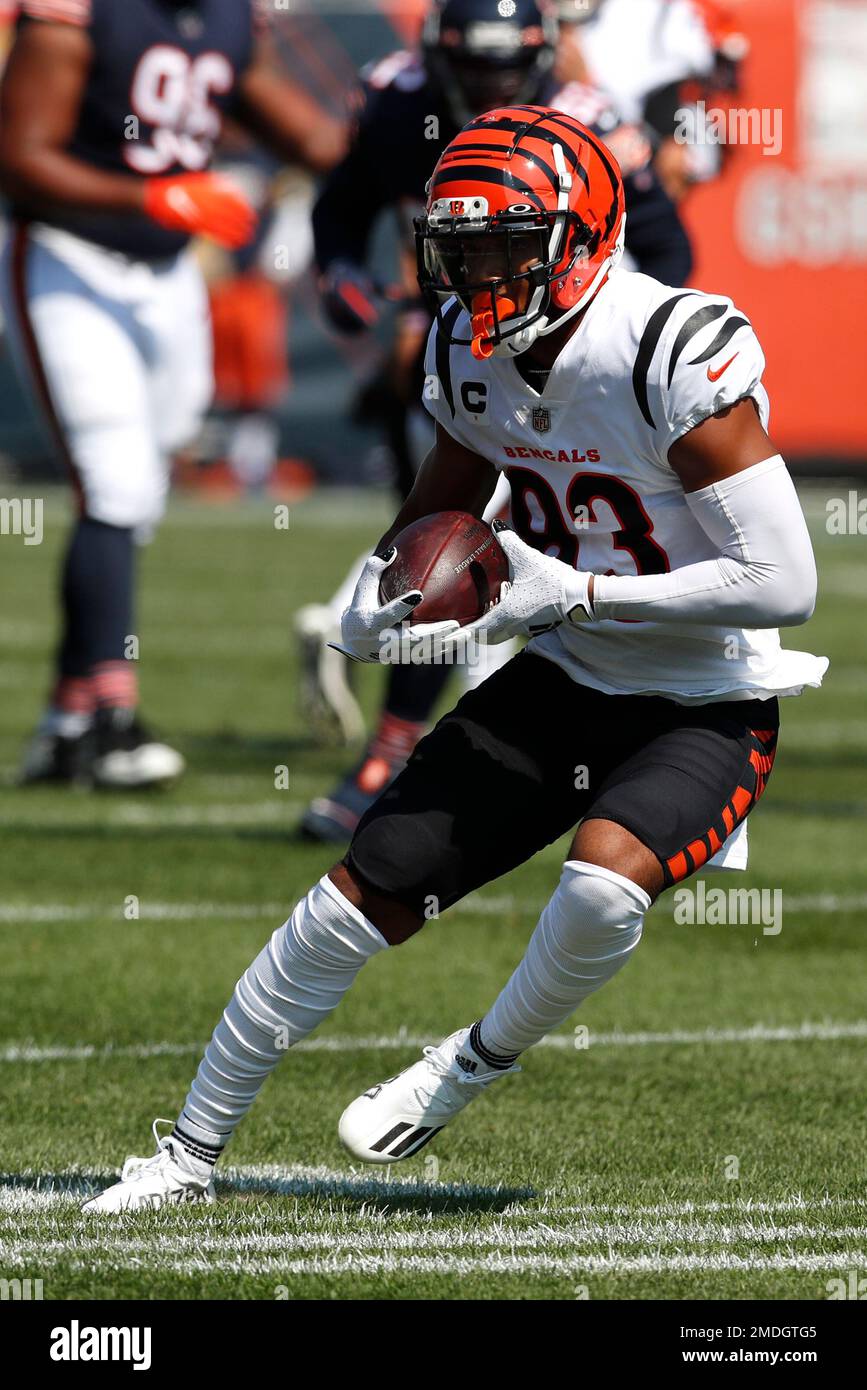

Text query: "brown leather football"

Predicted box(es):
[379, 511, 509, 626]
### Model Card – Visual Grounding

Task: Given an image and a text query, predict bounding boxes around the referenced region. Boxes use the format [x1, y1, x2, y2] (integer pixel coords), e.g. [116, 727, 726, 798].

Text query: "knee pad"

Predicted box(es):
[549, 860, 650, 961]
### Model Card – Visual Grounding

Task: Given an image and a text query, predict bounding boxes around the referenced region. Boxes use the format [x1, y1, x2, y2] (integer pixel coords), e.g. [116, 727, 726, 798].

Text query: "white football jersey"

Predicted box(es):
[576, 0, 715, 126]
[423, 268, 827, 705]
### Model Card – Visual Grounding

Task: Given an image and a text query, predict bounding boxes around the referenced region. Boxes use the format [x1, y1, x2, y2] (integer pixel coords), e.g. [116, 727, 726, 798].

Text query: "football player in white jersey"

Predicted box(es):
[84, 107, 826, 1210]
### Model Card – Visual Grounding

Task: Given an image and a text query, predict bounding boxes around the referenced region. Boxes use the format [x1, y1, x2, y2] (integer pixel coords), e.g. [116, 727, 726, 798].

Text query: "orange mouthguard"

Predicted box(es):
[470, 294, 516, 360]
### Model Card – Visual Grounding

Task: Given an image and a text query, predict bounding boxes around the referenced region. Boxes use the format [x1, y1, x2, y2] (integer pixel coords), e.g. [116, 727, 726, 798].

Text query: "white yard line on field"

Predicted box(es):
[2, 1018, 866, 1065]
[3, 1249, 863, 1279]
[2, 890, 867, 925]
[5, 1224, 867, 1261]
[0, 801, 302, 830]
[2, 1179, 865, 1222]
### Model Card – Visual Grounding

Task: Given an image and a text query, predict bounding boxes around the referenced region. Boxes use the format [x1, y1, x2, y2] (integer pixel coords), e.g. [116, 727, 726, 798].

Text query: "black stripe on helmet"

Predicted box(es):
[667, 303, 728, 386]
[543, 112, 622, 235]
[469, 114, 593, 192]
[446, 139, 565, 198]
[434, 161, 547, 211]
[688, 315, 750, 365]
[632, 292, 695, 428]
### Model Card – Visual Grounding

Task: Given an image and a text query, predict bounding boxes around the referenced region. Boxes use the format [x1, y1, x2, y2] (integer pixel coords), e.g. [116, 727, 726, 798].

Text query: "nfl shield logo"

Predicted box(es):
[532, 406, 551, 433]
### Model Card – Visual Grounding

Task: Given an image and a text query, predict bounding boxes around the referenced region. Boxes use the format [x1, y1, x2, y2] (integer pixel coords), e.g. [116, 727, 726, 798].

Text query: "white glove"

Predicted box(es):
[457, 523, 596, 645]
[330, 547, 460, 664]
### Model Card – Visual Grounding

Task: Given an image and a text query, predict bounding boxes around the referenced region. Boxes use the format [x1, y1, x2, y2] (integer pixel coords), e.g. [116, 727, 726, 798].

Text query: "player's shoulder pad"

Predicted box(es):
[423, 298, 473, 421]
[631, 286, 765, 444]
[19, 0, 91, 25]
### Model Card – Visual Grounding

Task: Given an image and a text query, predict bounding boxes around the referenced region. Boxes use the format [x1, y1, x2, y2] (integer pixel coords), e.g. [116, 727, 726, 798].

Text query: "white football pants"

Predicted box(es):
[0, 220, 213, 534]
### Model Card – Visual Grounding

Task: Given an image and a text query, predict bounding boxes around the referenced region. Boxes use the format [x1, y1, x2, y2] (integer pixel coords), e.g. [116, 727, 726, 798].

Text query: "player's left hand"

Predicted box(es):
[329, 548, 460, 664]
[143, 172, 258, 250]
[455, 522, 596, 645]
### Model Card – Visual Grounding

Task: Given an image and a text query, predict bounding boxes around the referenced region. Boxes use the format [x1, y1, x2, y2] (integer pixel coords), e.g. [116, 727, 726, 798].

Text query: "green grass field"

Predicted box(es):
[0, 484, 865, 1301]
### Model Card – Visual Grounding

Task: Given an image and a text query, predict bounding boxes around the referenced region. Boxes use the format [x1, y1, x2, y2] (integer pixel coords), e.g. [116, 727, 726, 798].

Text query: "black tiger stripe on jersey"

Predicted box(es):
[436, 299, 463, 417]
[688, 315, 750, 365]
[667, 302, 727, 387]
[632, 292, 695, 428]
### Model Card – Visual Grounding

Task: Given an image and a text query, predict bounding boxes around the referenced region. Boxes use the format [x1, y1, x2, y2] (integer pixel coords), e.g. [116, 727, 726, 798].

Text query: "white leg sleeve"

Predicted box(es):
[176, 876, 387, 1152]
[479, 860, 649, 1057]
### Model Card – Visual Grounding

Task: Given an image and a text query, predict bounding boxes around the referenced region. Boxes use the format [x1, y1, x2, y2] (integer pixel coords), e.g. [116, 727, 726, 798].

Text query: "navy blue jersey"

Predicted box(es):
[15, 0, 257, 259]
[313, 53, 692, 288]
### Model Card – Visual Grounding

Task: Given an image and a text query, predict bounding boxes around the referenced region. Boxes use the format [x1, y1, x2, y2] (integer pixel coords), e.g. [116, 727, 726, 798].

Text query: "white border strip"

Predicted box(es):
[3, 1019, 866, 1064]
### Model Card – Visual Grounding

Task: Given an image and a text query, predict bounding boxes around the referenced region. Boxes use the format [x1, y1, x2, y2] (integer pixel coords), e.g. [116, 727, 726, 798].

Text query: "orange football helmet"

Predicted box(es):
[416, 105, 626, 358]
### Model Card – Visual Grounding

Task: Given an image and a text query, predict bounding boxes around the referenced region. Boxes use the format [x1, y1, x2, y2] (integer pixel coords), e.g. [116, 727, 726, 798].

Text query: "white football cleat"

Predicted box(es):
[82, 1120, 215, 1213]
[295, 603, 365, 745]
[339, 1028, 520, 1164]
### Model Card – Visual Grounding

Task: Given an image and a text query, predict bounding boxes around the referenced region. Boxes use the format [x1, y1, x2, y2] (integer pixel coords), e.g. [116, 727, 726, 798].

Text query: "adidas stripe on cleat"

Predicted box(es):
[338, 1027, 520, 1165]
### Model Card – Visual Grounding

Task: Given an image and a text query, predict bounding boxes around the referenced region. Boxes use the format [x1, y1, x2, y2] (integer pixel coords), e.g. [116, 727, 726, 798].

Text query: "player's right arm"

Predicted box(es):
[311, 79, 401, 333]
[0, 19, 145, 215]
[376, 424, 499, 554]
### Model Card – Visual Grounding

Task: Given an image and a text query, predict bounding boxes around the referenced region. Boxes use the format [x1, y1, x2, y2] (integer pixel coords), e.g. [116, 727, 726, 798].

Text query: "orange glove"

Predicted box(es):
[143, 172, 258, 250]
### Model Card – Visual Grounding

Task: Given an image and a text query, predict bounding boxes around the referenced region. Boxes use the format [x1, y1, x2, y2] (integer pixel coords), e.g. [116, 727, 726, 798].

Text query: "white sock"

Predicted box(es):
[479, 860, 649, 1058]
[39, 707, 92, 739]
[173, 876, 387, 1160]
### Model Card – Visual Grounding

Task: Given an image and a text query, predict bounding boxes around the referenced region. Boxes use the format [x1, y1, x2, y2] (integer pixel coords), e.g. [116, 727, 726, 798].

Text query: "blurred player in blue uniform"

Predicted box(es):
[299, 0, 693, 842]
[0, 0, 345, 787]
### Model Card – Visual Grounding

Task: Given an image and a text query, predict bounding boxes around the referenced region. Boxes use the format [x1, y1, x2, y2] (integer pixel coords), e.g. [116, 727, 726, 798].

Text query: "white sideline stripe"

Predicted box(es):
[2, 1182, 865, 1221]
[3, 1019, 867, 1063]
[5, 1225, 867, 1260]
[0, 802, 302, 831]
[2, 890, 867, 925]
[0, 903, 294, 925]
[9, 1251, 865, 1278]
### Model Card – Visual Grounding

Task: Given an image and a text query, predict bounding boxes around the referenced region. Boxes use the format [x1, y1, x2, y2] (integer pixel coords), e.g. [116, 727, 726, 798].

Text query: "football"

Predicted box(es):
[379, 510, 509, 626]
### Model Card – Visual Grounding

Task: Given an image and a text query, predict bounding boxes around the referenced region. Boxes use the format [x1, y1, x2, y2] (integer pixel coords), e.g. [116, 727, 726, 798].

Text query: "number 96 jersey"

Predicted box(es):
[423, 269, 826, 704]
[14, 0, 259, 260]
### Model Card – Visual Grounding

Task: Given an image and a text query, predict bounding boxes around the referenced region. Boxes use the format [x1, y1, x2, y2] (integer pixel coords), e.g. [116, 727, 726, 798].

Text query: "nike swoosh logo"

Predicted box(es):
[707, 352, 739, 382]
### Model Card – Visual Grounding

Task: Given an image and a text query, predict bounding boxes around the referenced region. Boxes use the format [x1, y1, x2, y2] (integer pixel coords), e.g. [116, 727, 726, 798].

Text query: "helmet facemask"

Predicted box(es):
[417, 207, 579, 358]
